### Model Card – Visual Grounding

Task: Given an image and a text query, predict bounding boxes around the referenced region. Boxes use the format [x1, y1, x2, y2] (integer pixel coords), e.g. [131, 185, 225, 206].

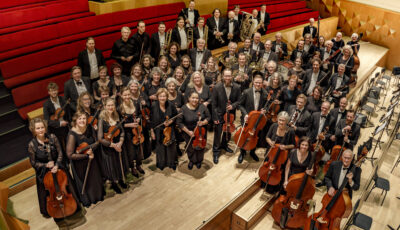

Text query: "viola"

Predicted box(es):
[104, 117, 127, 142]
[50, 99, 71, 121]
[192, 112, 207, 150]
[43, 169, 77, 218]
[222, 100, 235, 140]
[266, 90, 281, 123]
[131, 114, 144, 146]
[323, 124, 351, 174]
[258, 143, 289, 186]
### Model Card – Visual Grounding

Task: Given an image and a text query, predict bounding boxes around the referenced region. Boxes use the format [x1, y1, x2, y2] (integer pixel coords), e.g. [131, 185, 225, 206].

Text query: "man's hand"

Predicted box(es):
[60, 121, 68, 127]
[328, 187, 336, 197]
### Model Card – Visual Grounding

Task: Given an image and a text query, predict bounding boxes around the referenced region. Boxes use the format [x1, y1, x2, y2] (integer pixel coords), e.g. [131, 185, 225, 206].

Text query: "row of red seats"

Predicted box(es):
[0, 0, 53, 10]
[228, 0, 306, 13]
[228, 0, 300, 9]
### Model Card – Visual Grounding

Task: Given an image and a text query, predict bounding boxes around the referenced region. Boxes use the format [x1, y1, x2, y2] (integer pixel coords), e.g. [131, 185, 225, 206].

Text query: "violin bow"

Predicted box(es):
[81, 157, 92, 195]
[183, 113, 201, 156]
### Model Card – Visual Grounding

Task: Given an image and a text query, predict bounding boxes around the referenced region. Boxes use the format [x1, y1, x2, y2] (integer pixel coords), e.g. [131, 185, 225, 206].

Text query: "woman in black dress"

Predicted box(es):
[158, 55, 173, 80]
[119, 87, 144, 178]
[202, 56, 220, 88]
[66, 112, 104, 207]
[141, 54, 154, 79]
[334, 45, 354, 77]
[110, 63, 130, 104]
[283, 136, 313, 189]
[184, 71, 211, 106]
[28, 118, 81, 219]
[281, 75, 301, 112]
[173, 66, 189, 94]
[177, 91, 211, 169]
[146, 67, 165, 103]
[166, 77, 184, 155]
[180, 55, 193, 77]
[287, 57, 305, 89]
[150, 88, 179, 170]
[305, 86, 323, 113]
[92, 66, 113, 102]
[77, 92, 99, 129]
[130, 63, 147, 89]
[97, 98, 128, 194]
[167, 42, 181, 70]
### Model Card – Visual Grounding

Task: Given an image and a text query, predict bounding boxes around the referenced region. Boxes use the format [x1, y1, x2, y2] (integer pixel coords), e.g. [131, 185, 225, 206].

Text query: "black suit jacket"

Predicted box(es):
[328, 73, 350, 97]
[231, 64, 253, 90]
[257, 11, 270, 34]
[290, 48, 309, 64]
[302, 25, 318, 38]
[43, 96, 69, 127]
[64, 77, 91, 112]
[302, 69, 328, 94]
[250, 41, 265, 54]
[335, 119, 361, 150]
[150, 32, 166, 62]
[206, 17, 227, 49]
[171, 27, 187, 49]
[308, 111, 332, 143]
[193, 26, 206, 48]
[271, 41, 288, 60]
[211, 82, 241, 121]
[319, 48, 334, 73]
[178, 8, 200, 27]
[77, 48, 105, 78]
[238, 87, 268, 123]
[189, 48, 212, 71]
[257, 50, 278, 63]
[131, 32, 151, 63]
[225, 18, 240, 42]
[238, 47, 257, 63]
[288, 105, 312, 137]
[328, 108, 347, 133]
[324, 161, 361, 198]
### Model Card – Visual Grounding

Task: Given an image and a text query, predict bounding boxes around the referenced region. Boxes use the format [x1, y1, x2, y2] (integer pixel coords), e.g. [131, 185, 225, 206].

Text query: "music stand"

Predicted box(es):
[365, 121, 388, 166]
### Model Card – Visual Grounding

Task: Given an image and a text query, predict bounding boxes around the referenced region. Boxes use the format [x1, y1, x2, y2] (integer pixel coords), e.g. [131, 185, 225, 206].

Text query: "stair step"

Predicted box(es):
[0, 101, 17, 118]
[232, 189, 275, 230]
[5, 169, 36, 197]
[0, 131, 31, 168]
[0, 117, 25, 137]
[0, 158, 31, 181]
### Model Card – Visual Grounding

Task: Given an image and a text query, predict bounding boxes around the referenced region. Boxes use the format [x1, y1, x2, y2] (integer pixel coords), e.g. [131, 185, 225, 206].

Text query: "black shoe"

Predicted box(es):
[238, 152, 244, 164]
[196, 163, 202, 169]
[131, 168, 139, 178]
[119, 181, 128, 189]
[213, 154, 219, 164]
[224, 147, 233, 153]
[111, 182, 122, 194]
[316, 182, 324, 187]
[42, 214, 51, 219]
[250, 151, 259, 162]
[188, 162, 193, 170]
[136, 164, 145, 174]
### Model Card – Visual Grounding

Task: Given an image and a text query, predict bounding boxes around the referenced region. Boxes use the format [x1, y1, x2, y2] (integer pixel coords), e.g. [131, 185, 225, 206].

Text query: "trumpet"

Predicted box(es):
[214, 28, 225, 44]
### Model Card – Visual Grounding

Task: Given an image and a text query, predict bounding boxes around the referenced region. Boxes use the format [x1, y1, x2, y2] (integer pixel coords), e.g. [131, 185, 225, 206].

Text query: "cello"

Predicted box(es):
[50, 99, 71, 121]
[222, 100, 235, 142]
[323, 123, 351, 174]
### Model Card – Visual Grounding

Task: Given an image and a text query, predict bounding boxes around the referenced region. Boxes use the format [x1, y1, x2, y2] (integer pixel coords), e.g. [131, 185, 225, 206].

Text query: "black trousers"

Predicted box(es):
[212, 123, 231, 156]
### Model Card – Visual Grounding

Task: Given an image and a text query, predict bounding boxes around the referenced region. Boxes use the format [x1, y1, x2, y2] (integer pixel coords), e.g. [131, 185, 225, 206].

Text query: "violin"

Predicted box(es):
[304, 152, 366, 230]
[76, 141, 99, 195]
[163, 116, 173, 146]
[312, 128, 329, 176]
[88, 104, 102, 127]
[266, 90, 281, 123]
[271, 143, 318, 229]
[222, 100, 235, 140]
[139, 96, 150, 127]
[192, 112, 207, 150]
[104, 117, 127, 142]
[131, 114, 144, 146]
[43, 169, 77, 218]
[50, 99, 71, 121]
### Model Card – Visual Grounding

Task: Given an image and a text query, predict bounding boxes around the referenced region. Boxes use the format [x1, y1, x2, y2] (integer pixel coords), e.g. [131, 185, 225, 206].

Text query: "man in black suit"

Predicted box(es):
[64, 66, 91, 113]
[238, 38, 257, 63]
[189, 38, 212, 71]
[77, 37, 105, 84]
[334, 110, 360, 150]
[206, 8, 227, 50]
[324, 149, 361, 198]
[257, 4, 270, 35]
[327, 97, 348, 150]
[226, 11, 240, 43]
[212, 69, 241, 163]
[271, 32, 288, 61]
[193, 17, 206, 48]
[308, 101, 332, 143]
[233, 5, 243, 28]
[290, 40, 309, 65]
[257, 40, 278, 64]
[237, 74, 267, 163]
[302, 18, 318, 40]
[178, 0, 199, 28]
[131, 21, 151, 65]
[232, 53, 253, 91]
[251, 32, 264, 57]
[111, 26, 135, 75]
[328, 64, 350, 106]
[302, 58, 327, 95]
[151, 22, 167, 63]
[287, 94, 312, 137]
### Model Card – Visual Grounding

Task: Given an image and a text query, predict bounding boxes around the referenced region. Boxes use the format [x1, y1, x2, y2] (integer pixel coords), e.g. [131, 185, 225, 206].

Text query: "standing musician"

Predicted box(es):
[318, 35, 326, 50]
[331, 32, 345, 52]
[320, 40, 334, 76]
[328, 64, 350, 106]
[220, 42, 238, 70]
[327, 97, 348, 151]
[150, 88, 179, 170]
[232, 53, 253, 91]
[177, 91, 211, 169]
[92, 66, 113, 102]
[211, 69, 241, 164]
[257, 4, 270, 35]
[141, 54, 154, 79]
[111, 26, 135, 76]
[226, 11, 240, 42]
[206, 8, 227, 50]
[189, 38, 212, 71]
[193, 17, 207, 48]
[131, 21, 151, 65]
[303, 33, 315, 56]
[302, 18, 318, 40]
[251, 33, 265, 57]
[202, 56, 221, 90]
[335, 45, 354, 77]
[166, 42, 182, 70]
[178, 0, 200, 28]
[64, 66, 91, 114]
[172, 17, 190, 56]
[145, 67, 165, 102]
[308, 101, 332, 144]
[97, 98, 128, 194]
[77, 37, 105, 84]
[66, 112, 104, 207]
[302, 58, 327, 95]
[77, 92, 97, 128]
[110, 63, 130, 100]
[28, 118, 81, 220]
[180, 55, 194, 77]
[150, 22, 167, 63]
[305, 86, 323, 113]
[238, 38, 257, 63]
[174, 66, 189, 94]
[158, 56, 173, 79]
[184, 71, 212, 119]
[347, 33, 361, 54]
[237, 74, 268, 163]
[130, 64, 146, 88]
[233, 5, 243, 27]
[287, 94, 312, 138]
[290, 40, 309, 66]
[271, 33, 288, 61]
[334, 110, 360, 150]
[324, 149, 361, 198]
[249, 9, 259, 36]
[281, 75, 301, 112]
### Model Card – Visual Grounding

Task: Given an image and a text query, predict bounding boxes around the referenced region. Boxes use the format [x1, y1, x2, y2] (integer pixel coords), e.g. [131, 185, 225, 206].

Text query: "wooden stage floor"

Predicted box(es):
[10, 40, 397, 230]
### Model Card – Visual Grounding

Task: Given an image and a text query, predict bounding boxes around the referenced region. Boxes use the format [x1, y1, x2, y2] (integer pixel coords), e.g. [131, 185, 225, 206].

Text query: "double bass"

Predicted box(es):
[349, 33, 363, 87]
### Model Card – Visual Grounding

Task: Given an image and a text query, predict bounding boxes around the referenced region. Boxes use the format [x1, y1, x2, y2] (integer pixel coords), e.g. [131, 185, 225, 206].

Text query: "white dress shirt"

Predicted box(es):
[307, 71, 319, 95]
[253, 87, 261, 111]
[188, 10, 195, 27]
[87, 49, 98, 79]
[178, 28, 188, 50]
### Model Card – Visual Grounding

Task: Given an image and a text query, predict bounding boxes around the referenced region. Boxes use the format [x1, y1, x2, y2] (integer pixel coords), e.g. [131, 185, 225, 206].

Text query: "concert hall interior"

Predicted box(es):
[1, 0, 400, 229]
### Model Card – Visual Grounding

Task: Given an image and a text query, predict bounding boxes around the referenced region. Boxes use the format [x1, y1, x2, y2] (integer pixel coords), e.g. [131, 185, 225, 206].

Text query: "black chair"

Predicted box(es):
[348, 199, 373, 230]
[365, 168, 390, 206]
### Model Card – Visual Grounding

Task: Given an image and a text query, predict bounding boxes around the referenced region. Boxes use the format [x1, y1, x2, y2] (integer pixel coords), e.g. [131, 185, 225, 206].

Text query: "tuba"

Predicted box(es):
[240, 12, 254, 41]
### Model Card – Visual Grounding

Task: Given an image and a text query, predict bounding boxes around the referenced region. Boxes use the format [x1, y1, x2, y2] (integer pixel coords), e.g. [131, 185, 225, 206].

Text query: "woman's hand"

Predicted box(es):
[51, 165, 58, 174]
[46, 161, 55, 169]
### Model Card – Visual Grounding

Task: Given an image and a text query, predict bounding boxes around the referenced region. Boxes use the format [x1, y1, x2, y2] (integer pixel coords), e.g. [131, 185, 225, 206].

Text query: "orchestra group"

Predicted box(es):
[28, 1, 366, 228]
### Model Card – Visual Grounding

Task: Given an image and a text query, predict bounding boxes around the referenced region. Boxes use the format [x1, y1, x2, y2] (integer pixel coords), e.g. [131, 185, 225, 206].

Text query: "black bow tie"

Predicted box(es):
[296, 109, 302, 113]
[321, 115, 327, 119]
[197, 50, 203, 53]
[255, 90, 261, 93]
[343, 167, 349, 170]
[76, 81, 83, 86]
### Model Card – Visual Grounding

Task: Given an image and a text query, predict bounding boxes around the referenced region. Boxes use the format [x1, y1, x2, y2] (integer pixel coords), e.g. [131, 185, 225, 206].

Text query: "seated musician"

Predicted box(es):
[302, 18, 318, 41]
[232, 53, 252, 91]
[287, 94, 312, 138]
[237, 74, 268, 163]
[206, 8, 227, 50]
[320, 40, 334, 76]
[331, 32, 345, 52]
[189, 38, 212, 71]
[308, 101, 332, 144]
[178, 0, 200, 29]
[257, 4, 270, 35]
[328, 64, 350, 107]
[64, 66, 91, 114]
[283, 137, 313, 189]
[233, 5, 243, 27]
[303, 33, 315, 56]
[238, 38, 257, 63]
[302, 58, 327, 95]
[193, 17, 206, 48]
[92, 66, 113, 102]
[305, 86, 323, 113]
[334, 45, 354, 77]
[324, 149, 361, 198]
[281, 75, 301, 112]
[131, 21, 151, 64]
[251, 32, 264, 56]
[172, 17, 189, 56]
[347, 33, 361, 54]
[150, 22, 167, 63]
[257, 40, 279, 66]
[271, 33, 288, 61]
[290, 40, 309, 67]
[212, 69, 241, 164]
[226, 11, 240, 43]
[334, 110, 360, 150]
[220, 42, 238, 70]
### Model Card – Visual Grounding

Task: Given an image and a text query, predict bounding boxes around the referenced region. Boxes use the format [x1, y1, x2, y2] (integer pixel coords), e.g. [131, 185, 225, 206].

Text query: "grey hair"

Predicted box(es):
[165, 77, 178, 87]
[278, 111, 290, 121]
[149, 67, 162, 79]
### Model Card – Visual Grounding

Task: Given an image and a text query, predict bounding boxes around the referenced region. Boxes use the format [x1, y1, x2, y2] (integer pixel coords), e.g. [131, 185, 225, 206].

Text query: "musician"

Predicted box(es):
[302, 18, 318, 40]
[305, 86, 323, 113]
[258, 40, 278, 65]
[334, 45, 354, 77]
[237, 74, 268, 163]
[251, 32, 264, 55]
[238, 38, 257, 63]
[178, 0, 200, 28]
[262, 61, 280, 87]
[166, 42, 182, 70]
[150, 88, 179, 170]
[28, 118, 81, 219]
[202, 56, 221, 90]
[347, 33, 360, 54]
[184, 71, 212, 111]
[257, 4, 270, 35]
[145, 67, 165, 102]
[172, 17, 190, 55]
[130, 64, 146, 89]
[181, 55, 194, 77]
[324, 149, 361, 198]
[250, 9, 259, 36]
[93, 66, 113, 102]
[303, 33, 315, 56]
[304, 51, 322, 70]
[119, 87, 144, 178]
[328, 64, 350, 106]
[193, 17, 206, 48]
[320, 40, 334, 76]
[226, 11, 240, 42]
[177, 91, 211, 169]
[334, 110, 360, 150]
[302, 58, 327, 95]
[288, 57, 306, 86]
[190, 38, 212, 71]
[77, 92, 96, 125]
[318, 35, 326, 50]
[331, 32, 345, 52]
[158, 55, 173, 79]
[141, 54, 154, 78]
[232, 53, 252, 91]
[290, 40, 309, 66]
[77, 37, 105, 83]
[271, 33, 288, 61]
[287, 94, 312, 138]
[150, 22, 167, 63]
[111, 26, 135, 76]
[110, 63, 130, 99]
[64, 66, 91, 113]
[212, 69, 241, 163]
[206, 8, 227, 50]
[233, 5, 243, 27]
[98, 98, 128, 194]
[220, 42, 238, 70]
[308, 101, 332, 143]
[66, 111, 104, 207]
[174, 66, 189, 94]
[131, 21, 151, 65]
[281, 75, 301, 112]
[284, 137, 313, 189]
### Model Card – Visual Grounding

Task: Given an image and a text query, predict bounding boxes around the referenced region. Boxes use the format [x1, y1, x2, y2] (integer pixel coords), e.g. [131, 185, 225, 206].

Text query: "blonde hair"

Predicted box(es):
[99, 98, 119, 122]
[71, 111, 88, 128]
[29, 118, 48, 136]
[77, 92, 93, 114]
[187, 71, 205, 88]
[119, 87, 136, 115]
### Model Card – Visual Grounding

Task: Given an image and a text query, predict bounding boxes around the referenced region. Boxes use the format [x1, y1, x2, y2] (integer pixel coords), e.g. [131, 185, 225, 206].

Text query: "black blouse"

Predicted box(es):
[266, 123, 296, 146]
[168, 91, 184, 109]
[167, 54, 181, 70]
[177, 104, 211, 131]
[150, 101, 178, 143]
[288, 149, 312, 177]
[92, 80, 114, 98]
[184, 85, 211, 104]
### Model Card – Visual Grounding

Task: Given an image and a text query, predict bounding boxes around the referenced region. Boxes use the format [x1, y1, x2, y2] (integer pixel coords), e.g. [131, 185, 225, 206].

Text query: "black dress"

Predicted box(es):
[92, 80, 114, 101]
[184, 85, 212, 104]
[281, 86, 301, 112]
[287, 149, 312, 178]
[167, 54, 181, 70]
[66, 127, 104, 207]
[132, 94, 153, 159]
[203, 70, 220, 86]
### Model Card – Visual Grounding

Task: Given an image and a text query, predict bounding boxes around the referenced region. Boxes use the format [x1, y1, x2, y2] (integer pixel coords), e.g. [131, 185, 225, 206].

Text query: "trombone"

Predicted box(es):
[204, 25, 209, 48]
[162, 28, 172, 56]
[187, 27, 194, 49]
